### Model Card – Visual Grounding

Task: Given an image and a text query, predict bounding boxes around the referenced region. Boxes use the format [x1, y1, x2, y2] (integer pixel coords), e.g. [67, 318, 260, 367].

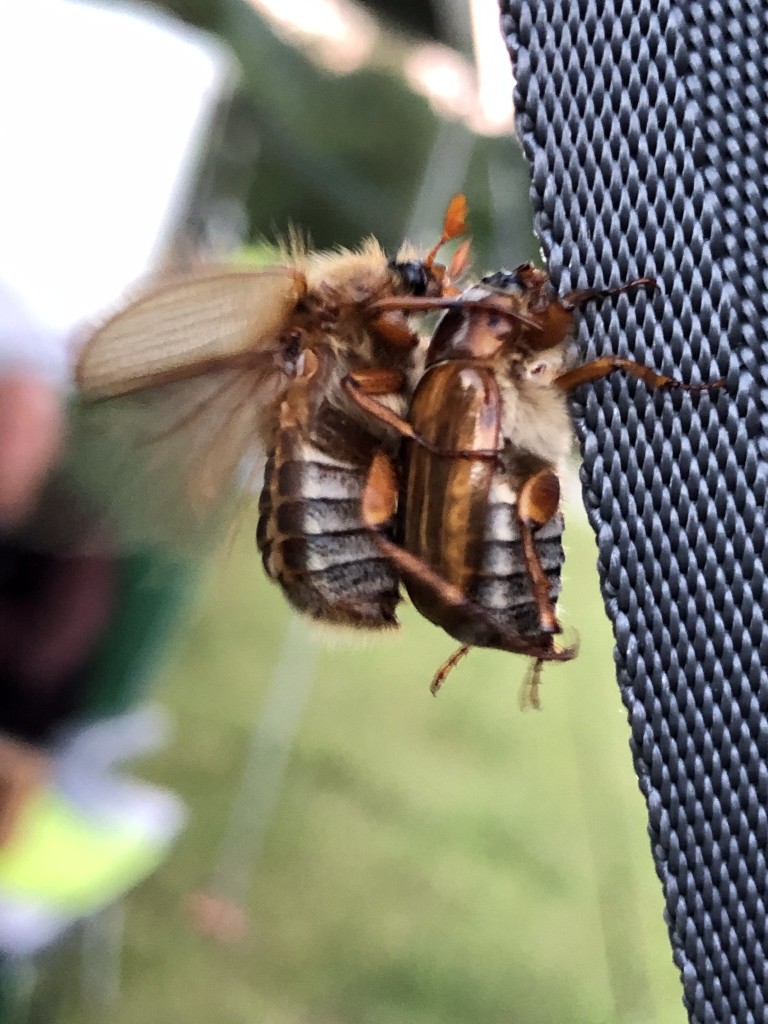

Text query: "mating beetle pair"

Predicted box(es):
[76, 197, 722, 703]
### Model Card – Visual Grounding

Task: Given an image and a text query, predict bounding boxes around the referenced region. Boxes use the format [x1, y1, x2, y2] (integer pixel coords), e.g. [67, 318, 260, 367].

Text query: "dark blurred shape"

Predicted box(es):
[0, 540, 116, 743]
[0, 0, 238, 875]
[356, 0, 440, 39]
[164, 0, 440, 47]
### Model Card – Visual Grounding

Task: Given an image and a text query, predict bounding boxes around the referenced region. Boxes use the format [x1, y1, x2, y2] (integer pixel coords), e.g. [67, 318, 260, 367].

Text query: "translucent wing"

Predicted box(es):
[75, 266, 306, 398]
[42, 266, 308, 555]
[51, 369, 276, 554]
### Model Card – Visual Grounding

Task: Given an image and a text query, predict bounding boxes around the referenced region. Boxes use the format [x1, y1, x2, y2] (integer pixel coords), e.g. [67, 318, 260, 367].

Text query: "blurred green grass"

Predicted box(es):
[78, 499, 684, 1024]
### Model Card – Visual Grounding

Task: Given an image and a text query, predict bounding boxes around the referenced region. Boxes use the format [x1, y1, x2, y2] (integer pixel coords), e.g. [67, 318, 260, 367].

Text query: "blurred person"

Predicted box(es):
[0, 381, 111, 847]
[0, 281, 115, 760]
[0, 0, 237, 970]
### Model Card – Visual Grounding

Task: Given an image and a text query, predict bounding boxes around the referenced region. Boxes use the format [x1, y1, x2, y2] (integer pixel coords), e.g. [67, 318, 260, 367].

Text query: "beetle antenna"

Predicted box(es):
[424, 194, 468, 269]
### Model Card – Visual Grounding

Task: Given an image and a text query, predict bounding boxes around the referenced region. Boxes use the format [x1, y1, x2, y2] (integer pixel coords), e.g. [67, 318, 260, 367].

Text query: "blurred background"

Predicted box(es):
[0, 0, 686, 1021]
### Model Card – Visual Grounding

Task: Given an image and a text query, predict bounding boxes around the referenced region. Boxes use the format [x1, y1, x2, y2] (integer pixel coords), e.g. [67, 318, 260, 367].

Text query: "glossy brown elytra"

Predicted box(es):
[361, 263, 725, 705]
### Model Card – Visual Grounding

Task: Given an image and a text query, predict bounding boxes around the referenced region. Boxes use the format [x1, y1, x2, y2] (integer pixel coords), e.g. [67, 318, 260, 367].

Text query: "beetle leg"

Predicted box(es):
[560, 277, 658, 310]
[518, 658, 545, 711]
[430, 645, 471, 696]
[278, 348, 323, 430]
[368, 295, 543, 331]
[342, 367, 407, 396]
[517, 468, 562, 635]
[340, 369, 419, 442]
[367, 311, 420, 349]
[341, 373, 501, 462]
[555, 357, 726, 393]
[362, 450, 399, 528]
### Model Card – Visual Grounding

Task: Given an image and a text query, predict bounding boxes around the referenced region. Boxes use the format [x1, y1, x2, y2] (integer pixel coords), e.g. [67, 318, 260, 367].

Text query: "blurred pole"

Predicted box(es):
[433, 0, 473, 57]
[202, 616, 317, 913]
[487, 152, 536, 269]
[405, 120, 476, 243]
[79, 905, 124, 1012]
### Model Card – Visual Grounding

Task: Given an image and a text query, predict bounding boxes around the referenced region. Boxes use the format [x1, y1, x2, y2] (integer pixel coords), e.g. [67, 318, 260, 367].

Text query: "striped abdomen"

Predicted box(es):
[466, 477, 564, 643]
[402, 361, 564, 655]
[257, 405, 400, 628]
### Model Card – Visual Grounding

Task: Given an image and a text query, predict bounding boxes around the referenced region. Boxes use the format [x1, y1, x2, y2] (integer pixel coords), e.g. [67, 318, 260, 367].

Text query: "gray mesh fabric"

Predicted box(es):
[499, 1, 768, 1021]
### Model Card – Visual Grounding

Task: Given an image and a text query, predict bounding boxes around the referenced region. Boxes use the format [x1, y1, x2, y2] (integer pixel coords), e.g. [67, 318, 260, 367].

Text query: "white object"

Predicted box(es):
[0, 0, 235, 382]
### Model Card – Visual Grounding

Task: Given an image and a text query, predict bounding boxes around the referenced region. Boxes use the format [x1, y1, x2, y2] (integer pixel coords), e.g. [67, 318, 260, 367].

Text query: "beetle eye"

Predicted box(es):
[481, 268, 525, 294]
[388, 258, 429, 296]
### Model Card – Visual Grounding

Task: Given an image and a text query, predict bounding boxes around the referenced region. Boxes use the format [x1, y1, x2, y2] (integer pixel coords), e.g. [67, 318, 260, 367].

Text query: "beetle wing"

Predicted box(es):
[404, 361, 501, 588]
[54, 366, 277, 554]
[47, 266, 307, 554]
[75, 267, 306, 399]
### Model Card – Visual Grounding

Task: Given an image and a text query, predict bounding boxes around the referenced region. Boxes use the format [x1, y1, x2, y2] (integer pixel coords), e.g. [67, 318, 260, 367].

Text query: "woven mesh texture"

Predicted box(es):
[499, 2, 768, 1021]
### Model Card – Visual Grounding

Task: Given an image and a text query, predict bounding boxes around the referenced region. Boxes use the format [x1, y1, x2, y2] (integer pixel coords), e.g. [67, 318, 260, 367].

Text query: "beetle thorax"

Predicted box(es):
[498, 370, 574, 468]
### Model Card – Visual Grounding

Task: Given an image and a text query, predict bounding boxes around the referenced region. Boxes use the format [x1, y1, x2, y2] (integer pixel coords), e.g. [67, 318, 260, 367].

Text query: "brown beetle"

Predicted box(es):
[361, 264, 725, 704]
[73, 196, 492, 629]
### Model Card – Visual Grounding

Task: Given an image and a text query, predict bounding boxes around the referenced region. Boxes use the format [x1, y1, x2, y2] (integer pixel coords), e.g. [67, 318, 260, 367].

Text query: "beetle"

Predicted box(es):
[360, 264, 725, 704]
